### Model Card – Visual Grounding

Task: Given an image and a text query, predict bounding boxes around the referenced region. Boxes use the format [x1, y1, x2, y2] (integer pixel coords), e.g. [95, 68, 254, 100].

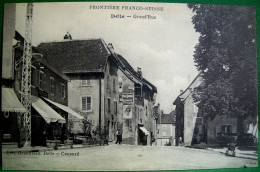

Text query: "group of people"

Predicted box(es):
[115, 130, 122, 144]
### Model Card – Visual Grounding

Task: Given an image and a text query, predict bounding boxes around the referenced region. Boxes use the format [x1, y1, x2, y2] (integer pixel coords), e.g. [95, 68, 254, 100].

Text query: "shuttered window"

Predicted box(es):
[82, 96, 91, 111]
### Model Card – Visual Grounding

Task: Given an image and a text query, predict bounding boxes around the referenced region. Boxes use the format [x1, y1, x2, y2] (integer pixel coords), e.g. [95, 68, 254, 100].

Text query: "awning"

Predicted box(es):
[31, 96, 65, 124]
[42, 97, 84, 120]
[139, 127, 149, 135]
[1, 87, 26, 113]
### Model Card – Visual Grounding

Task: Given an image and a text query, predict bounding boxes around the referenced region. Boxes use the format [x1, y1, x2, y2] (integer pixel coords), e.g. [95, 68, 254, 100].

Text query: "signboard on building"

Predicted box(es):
[123, 105, 133, 119]
[119, 93, 134, 104]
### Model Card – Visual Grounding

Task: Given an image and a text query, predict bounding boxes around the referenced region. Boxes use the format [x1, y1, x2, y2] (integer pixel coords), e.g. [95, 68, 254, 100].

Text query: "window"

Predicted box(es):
[50, 77, 54, 95]
[114, 101, 117, 114]
[107, 76, 110, 90]
[82, 96, 91, 111]
[39, 71, 44, 89]
[221, 125, 231, 133]
[113, 78, 116, 92]
[82, 79, 91, 86]
[108, 98, 111, 113]
[31, 67, 35, 86]
[61, 83, 65, 99]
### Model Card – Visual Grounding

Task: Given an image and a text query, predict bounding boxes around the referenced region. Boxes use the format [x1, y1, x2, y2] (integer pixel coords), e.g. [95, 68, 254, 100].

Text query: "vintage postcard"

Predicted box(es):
[1, 1, 258, 171]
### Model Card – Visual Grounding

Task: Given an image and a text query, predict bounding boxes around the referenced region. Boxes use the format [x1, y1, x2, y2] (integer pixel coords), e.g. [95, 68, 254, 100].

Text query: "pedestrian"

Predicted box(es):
[119, 131, 122, 144]
[179, 137, 183, 146]
[116, 130, 120, 144]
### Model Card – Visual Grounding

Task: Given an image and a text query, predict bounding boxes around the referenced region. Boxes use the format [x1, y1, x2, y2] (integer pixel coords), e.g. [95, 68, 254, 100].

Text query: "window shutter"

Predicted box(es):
[82, 97, 87, 110]
[87, 97, 91, 110]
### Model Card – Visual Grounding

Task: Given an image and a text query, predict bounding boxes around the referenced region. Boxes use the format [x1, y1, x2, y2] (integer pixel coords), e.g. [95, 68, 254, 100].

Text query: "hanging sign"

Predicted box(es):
[123, 105, 133, 119]
[119, 93, 134, 104]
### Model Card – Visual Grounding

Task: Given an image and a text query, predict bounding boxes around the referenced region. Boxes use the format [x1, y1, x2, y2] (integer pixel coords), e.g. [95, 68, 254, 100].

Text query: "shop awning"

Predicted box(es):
[139, 127, 149, 135]
[1, 87, 26, 113]
[42, 97, 84, 120]
[31, 96, 65, 124]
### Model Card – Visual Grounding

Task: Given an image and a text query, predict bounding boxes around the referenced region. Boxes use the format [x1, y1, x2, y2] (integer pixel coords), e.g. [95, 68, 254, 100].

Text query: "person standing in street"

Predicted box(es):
[116, 130, 121, 144]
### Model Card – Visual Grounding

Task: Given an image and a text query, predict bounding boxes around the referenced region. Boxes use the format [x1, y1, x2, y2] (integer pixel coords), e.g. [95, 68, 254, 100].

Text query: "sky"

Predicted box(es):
[15, 2, 200, 113]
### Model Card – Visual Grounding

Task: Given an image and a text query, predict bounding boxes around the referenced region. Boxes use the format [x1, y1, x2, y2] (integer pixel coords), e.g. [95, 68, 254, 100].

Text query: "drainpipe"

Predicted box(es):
[99, 76, 102, 144]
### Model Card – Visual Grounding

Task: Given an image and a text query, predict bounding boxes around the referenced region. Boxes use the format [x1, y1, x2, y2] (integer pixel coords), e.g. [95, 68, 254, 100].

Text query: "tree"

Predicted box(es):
[82, 118, 92, 140]
[188, 4, 257, 145]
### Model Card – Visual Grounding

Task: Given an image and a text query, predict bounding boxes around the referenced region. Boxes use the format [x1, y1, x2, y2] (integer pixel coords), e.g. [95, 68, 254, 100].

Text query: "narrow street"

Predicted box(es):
[2, 144, 257, 171]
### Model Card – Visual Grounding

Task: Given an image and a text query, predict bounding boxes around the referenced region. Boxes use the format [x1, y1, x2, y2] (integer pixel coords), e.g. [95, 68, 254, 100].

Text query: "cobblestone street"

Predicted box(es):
[2, 144, 258, 171]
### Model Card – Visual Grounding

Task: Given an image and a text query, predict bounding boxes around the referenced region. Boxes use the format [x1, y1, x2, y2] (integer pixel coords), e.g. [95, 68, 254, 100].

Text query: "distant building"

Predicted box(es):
[157, 112, 176, 146]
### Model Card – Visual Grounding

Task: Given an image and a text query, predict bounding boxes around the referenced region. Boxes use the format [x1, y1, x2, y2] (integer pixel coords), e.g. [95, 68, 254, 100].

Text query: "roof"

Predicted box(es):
[160, 113, 175, 124]
[117, 54, 157, 93]
[173, 73, 201, 105]
[14, 31, 69, 81]
[37, 39, 110, 74]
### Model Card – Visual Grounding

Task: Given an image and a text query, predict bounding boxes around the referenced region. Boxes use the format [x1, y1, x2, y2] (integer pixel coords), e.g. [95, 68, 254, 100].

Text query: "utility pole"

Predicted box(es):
[21, 3, 33, 146]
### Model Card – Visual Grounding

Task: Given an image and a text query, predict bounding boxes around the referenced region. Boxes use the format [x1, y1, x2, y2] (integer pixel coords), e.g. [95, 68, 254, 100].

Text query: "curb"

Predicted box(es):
[185, 146, 258, 160]
[3, 144, 109, 154]
[206, 148, 258, 160]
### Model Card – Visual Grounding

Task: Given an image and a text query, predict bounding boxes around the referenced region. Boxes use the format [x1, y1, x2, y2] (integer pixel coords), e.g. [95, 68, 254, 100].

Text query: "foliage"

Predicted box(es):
[92, 124, 108, 140]
[188, 4, 257, 144]
[82, 118, 93, 140]
[68, 119, 74, 134]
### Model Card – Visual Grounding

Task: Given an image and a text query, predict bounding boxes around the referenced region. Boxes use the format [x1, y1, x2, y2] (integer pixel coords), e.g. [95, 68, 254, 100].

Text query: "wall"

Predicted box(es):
[104, 59, 119, 141]
[117, 69, 135, 144]
[157, 124, 175, 146]
[67, 75, 100, 134]
[2, 4, 15, 80]
[183, 93, 198, 146]
[14, 59, 68, 106]
[206, 115, 237, 144]
[244, 115, 258, 139]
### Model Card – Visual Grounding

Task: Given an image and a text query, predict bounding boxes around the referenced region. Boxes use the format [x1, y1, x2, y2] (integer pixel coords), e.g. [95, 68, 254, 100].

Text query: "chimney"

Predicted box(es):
[108, 43, 114, 53]
[137, 67, 142, 76]
[64, 32, 72, 40]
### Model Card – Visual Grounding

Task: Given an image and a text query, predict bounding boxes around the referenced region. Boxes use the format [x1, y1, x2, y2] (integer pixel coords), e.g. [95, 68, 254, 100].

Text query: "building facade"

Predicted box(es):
[116, 54, 157, 146]
[37, 39, 120, 142]
[157, 112, 176, 146]
[173, 74, 239, 146]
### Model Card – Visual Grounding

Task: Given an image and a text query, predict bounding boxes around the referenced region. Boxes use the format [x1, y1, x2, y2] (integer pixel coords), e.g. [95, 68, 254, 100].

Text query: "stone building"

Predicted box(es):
[116, 54, 157, 145]
[157, 112, 176, 146]
[13, 31, 84, 147]
[37, 39, 119, 142]
[173, 74, 238, 146]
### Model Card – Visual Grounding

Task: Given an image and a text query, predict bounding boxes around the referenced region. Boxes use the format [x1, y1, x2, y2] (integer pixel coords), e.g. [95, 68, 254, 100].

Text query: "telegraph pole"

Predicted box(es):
[21, 3, 33, 146]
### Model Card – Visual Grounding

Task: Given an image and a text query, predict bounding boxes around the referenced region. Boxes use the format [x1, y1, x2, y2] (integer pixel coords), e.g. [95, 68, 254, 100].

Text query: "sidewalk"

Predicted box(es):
[2, 143, 105, 154]
[207, 147, 258, 160]
[187, 144, 258, 160]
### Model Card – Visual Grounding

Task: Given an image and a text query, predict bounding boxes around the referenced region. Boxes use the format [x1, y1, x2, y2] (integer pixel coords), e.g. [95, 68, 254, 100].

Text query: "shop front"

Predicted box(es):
[138, 125, 149, 145]
[1, 87, 27, 146]
[31, 96, 66, 147]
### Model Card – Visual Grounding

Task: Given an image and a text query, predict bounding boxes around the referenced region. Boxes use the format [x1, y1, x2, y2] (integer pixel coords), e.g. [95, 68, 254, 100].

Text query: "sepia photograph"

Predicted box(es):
[1, 1, 258, 171]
